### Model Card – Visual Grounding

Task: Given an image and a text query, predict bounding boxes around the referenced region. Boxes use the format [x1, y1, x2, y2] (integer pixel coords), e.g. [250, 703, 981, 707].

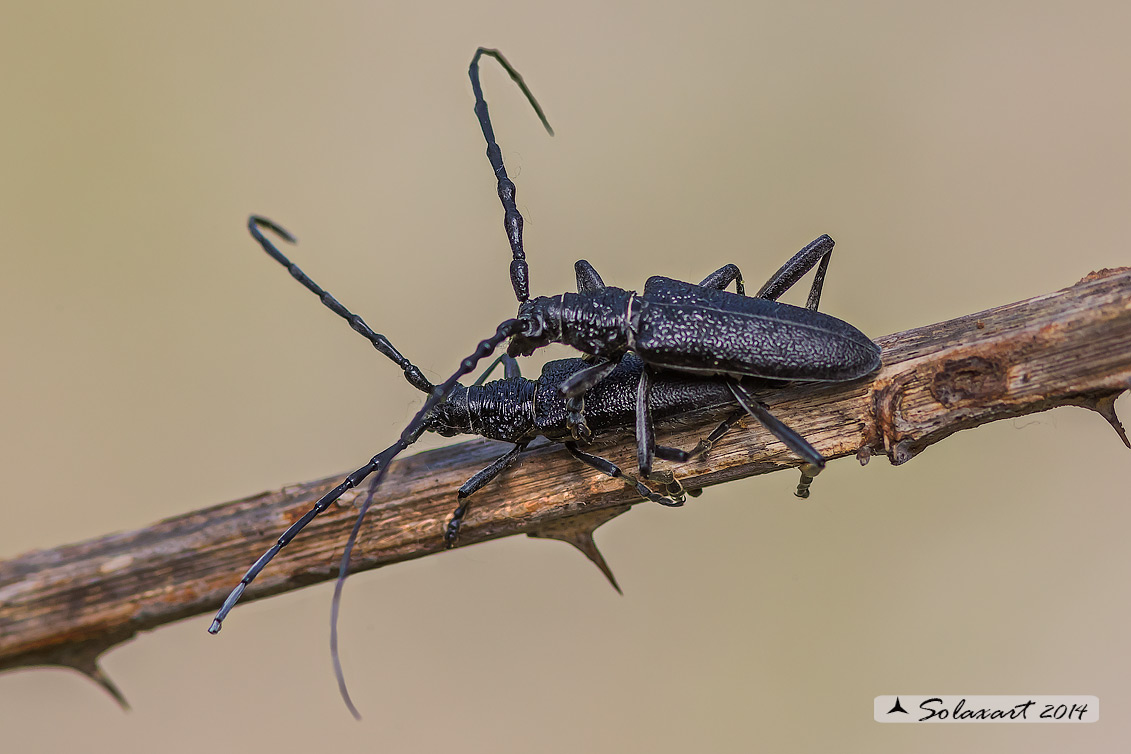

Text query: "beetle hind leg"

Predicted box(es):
[727, 380, 827, 497]
[565, 443, 685, 507]
[794, 464, 823, 499]
[755, 234, 834, 311]
[698, 263, 745, 295]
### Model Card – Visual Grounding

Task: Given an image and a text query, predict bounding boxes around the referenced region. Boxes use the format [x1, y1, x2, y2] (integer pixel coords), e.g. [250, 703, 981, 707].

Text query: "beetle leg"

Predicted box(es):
[727, 380, 826, 498]
[559, 359, 621, 443]
[565, 397, 593, 443]
[558, 358, 619, 397]
[574, 259, 607, 293]
[698, 263, 745, 295]
[445, 440, 531, 547]
[564, 443, 684, 506]
[471, 353, 522, 385]
[657, 408, 748, 464]
[635, 365, 657, 476]
[649, 469, 688, 501]
[501, 354, 522, 380]
[649, 408, 748, 499]
[632, 366, 689, 500]
[754, 234, 834, 311]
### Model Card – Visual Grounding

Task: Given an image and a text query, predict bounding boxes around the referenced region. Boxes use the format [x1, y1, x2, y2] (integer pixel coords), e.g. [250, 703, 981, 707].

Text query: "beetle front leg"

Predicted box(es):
[558, 358, 621, 443]
[472, 353, 523, 386]
[698, 263, 745, 295]
[633, 366, 687, 501]
[574, 259, 607, 293]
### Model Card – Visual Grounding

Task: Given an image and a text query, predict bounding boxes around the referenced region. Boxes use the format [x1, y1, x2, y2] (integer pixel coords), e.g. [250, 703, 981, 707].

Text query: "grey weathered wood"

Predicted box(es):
[1, 268, 1128, 702]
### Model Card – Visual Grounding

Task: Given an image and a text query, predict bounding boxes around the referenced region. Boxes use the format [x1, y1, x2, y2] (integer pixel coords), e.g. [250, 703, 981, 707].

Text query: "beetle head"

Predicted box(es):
[507, 297, 561, 357]
[420, 384, 472, 437]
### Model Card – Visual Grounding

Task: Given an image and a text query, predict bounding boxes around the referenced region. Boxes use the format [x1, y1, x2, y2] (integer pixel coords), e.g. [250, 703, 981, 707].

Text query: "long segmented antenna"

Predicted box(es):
[249, 216, 433, 394]
[469, 47, 554, 304]
[208, 317, 525, 719]
[328, 318, 524, 718]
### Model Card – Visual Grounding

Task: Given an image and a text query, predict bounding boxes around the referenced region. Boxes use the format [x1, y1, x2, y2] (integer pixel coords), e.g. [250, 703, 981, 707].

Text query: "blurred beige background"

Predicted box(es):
[1, 1, 1128, 752]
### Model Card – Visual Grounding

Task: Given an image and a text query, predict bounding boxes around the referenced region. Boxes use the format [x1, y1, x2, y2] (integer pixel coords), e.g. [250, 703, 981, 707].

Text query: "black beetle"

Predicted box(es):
[211, 217, 785, 717]
[469, 48, 882, 488]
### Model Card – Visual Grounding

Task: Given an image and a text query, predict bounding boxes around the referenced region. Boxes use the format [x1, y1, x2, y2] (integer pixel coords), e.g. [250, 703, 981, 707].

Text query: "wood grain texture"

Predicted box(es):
[1, 268, 1128, 697]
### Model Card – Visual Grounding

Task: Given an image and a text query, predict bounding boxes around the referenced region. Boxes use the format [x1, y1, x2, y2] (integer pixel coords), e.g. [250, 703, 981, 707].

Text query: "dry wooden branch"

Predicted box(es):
[2, 268, 1129, 704]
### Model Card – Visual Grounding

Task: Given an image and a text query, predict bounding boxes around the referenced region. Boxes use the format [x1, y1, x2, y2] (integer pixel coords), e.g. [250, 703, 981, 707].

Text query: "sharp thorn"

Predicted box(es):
[84, 662, 131, 711]
[528, 505, 631, 594]
[54, 655, 131, 711]
[1091, 391, 1131, 449]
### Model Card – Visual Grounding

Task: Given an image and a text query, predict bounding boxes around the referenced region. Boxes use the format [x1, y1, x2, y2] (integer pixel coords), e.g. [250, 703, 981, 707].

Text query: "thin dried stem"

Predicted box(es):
[1, 268, 1128, 704]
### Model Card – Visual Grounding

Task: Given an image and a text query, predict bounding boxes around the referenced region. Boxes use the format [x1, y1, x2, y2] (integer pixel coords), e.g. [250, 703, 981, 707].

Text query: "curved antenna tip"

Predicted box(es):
[471, 47, 554, 137]
[248, 215, 297, 244]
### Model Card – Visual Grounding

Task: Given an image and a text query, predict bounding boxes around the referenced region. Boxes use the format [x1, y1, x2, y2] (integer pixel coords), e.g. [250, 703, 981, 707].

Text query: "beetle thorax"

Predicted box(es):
[556, 288, 635, 358]
[465, 379, 537, 442]
[508, 288, 634, 359]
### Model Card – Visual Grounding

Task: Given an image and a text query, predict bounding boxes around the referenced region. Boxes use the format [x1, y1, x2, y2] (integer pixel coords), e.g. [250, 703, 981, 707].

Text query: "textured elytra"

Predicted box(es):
[634, 277, 881, 381]
[532, 355, 740, 438]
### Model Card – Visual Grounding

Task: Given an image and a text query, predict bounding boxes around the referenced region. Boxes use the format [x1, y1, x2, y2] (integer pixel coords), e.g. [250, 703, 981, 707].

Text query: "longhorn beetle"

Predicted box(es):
[468, 48, 882, 493]
[211, 217, 773, 717]
[210, 49, 883, 717]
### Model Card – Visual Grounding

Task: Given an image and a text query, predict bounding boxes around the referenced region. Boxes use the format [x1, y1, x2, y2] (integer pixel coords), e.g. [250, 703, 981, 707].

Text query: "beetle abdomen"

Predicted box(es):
[634, 277, 881, 381]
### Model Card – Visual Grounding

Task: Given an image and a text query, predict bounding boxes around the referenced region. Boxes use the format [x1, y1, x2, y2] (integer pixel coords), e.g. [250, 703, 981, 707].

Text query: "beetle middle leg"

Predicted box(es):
[559, 359, 620, 442]
[634, 366, 750, 501]
[632, 364, 693, 501]
[657, 409, 747, 463]
[564, 443, 686, 507]
[446, 437, 687, 544]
